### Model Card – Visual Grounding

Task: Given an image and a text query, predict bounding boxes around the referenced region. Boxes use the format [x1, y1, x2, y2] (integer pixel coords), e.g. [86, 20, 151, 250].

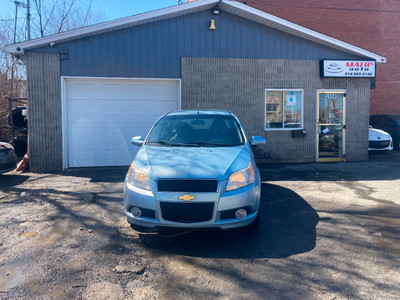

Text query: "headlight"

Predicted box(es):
[126, 164, 150, 190]
[226, 163, 255, 191]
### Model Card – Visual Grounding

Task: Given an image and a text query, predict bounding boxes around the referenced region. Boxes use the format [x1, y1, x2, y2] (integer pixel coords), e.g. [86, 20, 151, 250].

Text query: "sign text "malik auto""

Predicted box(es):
[321, 60, 376, 78]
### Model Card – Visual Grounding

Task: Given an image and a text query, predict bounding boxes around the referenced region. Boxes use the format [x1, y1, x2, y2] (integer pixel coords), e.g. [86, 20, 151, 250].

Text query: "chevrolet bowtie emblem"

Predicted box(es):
[179, 194, 195, 201]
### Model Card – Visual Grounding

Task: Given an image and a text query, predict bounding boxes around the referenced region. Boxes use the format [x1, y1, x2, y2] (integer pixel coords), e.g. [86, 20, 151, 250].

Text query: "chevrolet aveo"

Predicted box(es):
[123, 110, 266, 230]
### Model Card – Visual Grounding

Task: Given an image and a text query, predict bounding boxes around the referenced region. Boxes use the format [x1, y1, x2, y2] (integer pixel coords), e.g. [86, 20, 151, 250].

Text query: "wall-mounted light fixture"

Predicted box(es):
[213, 8, 220, 15]
[209, 19, 216, 30]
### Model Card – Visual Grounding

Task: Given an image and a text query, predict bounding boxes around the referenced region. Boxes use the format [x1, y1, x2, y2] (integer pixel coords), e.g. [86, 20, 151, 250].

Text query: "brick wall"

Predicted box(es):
[246, 0, 400, 115]
[182, 57, 370, 162]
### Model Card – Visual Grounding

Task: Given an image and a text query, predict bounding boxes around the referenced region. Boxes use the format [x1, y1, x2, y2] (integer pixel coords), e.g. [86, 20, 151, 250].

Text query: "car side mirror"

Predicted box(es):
[131, 136, 144, 146]
[250, 136, 266, 146]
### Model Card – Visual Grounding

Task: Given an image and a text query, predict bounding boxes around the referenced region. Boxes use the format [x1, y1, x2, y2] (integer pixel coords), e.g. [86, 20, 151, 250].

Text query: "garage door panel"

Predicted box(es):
[68, 100, 176, 121]
[66, 78, 179, 168]
[68, 80, 178, 101]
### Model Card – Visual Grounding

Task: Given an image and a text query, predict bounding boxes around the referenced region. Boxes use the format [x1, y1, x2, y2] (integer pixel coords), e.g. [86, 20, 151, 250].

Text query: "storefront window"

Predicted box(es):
[265, 89, 303, 130]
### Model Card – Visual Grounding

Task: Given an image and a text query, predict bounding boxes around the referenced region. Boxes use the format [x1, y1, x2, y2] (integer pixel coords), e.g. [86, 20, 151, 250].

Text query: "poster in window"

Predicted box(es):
[286, 95, 296, 106]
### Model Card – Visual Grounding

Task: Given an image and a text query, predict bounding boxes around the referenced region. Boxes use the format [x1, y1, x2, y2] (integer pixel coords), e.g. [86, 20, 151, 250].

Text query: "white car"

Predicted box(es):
[369, 126, 393, 151]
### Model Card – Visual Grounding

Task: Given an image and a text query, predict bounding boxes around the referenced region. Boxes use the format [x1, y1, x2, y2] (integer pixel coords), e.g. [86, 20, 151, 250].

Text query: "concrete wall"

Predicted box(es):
[25, 52, 62, 172]
[181, 57, 370, 162]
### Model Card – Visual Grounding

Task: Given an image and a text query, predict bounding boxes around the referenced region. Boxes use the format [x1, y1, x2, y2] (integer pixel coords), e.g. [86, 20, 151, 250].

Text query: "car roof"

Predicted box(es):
[166, 110, 233, 116]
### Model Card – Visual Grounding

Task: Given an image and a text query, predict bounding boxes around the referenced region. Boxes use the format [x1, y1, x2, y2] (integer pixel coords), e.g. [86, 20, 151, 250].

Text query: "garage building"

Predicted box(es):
[6, 0, 385, 172]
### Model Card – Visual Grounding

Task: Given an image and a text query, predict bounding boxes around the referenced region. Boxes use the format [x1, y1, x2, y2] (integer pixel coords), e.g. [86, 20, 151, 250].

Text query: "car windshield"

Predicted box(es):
[147, 114, 245, 147]
[393, 115, 400, 125]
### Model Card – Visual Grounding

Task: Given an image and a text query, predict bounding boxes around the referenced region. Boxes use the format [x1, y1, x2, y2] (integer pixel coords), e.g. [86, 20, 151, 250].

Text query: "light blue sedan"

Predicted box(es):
[123, 110, 265, 229]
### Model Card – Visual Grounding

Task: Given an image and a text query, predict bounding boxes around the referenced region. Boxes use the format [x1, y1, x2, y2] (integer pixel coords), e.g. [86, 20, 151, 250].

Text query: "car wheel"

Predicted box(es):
[248, 211, 260, 230]
[238, 211, 260, 234]
[130, 223, 157, 233]
[394, 139, 400, 150]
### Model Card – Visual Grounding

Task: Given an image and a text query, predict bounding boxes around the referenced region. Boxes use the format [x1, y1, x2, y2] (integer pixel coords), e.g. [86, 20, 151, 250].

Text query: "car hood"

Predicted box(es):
[369, 128, 391, 140]
[133, 145, 250, 181]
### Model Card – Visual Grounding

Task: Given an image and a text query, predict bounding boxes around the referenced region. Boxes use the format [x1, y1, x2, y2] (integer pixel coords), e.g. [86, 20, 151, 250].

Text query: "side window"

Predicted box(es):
[386, 116, 398, 128]
[265, 89, 303, 130]
[370, 116, 381, 128]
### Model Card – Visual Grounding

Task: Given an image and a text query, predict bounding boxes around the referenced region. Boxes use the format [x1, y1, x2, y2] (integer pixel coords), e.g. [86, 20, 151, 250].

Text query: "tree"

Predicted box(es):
[0, 17, 26, 141]
[32, 0, 104, 37]
[0, 0, 104, 141]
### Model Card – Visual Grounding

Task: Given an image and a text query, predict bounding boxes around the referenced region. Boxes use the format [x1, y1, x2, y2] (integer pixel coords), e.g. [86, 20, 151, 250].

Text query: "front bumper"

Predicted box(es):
[123, 178, 261, 229]
[368, 138, 393, 151]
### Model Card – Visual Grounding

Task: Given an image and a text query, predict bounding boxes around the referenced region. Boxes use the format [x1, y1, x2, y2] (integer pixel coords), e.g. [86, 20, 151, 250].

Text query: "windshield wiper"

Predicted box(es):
[193, 141, 228, 147]
[147, 140, 187, 146]
[147, 140, 174, 146]
[148, 140, 230, 147]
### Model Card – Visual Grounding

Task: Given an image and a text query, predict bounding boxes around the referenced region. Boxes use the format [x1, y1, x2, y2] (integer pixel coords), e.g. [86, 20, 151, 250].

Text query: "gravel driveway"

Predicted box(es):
[1, 151, 400, 299]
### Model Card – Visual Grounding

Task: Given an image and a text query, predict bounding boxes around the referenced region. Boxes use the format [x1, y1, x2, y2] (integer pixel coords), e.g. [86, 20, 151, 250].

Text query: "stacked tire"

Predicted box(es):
[8, 106, 27, 132]
[8, 106, 28, 157]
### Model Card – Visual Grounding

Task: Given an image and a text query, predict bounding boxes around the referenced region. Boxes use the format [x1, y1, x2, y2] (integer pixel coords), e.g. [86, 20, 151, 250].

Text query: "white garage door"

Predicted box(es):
[64, 78, 179, 168]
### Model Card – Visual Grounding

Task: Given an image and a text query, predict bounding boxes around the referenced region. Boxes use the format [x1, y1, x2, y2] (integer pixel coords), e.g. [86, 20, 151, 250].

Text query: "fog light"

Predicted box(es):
[235, 208, 247, 220]
[131, 207, 142, 218]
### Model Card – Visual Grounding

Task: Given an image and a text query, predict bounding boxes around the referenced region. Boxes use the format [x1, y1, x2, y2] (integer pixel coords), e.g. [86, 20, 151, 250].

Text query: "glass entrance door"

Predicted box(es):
[317, 91, 346, 162]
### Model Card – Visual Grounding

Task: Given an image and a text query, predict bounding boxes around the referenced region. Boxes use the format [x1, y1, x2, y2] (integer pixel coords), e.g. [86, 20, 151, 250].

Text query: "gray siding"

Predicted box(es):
[32, 11, 362, 79]
[26, 52, 62, 172]
[181, 57, 370, 162]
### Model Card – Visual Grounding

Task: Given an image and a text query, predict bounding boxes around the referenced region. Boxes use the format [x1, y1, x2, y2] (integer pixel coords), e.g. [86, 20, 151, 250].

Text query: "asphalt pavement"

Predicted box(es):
[0, 150, 399, 299]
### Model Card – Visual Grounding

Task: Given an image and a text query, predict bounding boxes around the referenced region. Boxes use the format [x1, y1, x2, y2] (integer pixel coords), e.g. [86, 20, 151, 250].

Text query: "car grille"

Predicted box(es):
[159, 202, 215, 223]
[369, 140, 391, 149]
[157, 179, 218, 192]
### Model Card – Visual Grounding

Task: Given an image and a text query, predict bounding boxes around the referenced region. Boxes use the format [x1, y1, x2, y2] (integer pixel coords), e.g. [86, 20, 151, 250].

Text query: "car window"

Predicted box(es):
[369, 116, 382, 127]
[391, 115, 400, 126]
[382, 116, 398, 128]
[147, 115, 245, 147]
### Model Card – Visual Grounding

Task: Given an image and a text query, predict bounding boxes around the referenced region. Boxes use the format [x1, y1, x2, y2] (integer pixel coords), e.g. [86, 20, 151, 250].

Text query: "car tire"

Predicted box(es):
[8, 107, 28, 132]
[12, 136, 27, 157]
[238, 211, 260, 235]
[393, 139, 400, 150]
[248, 211, 260, 230]
[129, 223, 157, 233]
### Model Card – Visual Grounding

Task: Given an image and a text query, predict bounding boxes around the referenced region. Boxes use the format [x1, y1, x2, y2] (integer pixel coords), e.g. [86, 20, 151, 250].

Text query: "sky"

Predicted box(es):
[92, 0, 181, 20]
[0, 0, 182, 22]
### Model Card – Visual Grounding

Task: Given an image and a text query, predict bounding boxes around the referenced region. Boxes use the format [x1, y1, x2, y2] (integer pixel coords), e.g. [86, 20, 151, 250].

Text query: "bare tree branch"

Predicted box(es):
[33, 0, 44, 36]
[41, 0, 58, 37]
[57, 0, 76, 33]
[82, 0, 92, 27]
